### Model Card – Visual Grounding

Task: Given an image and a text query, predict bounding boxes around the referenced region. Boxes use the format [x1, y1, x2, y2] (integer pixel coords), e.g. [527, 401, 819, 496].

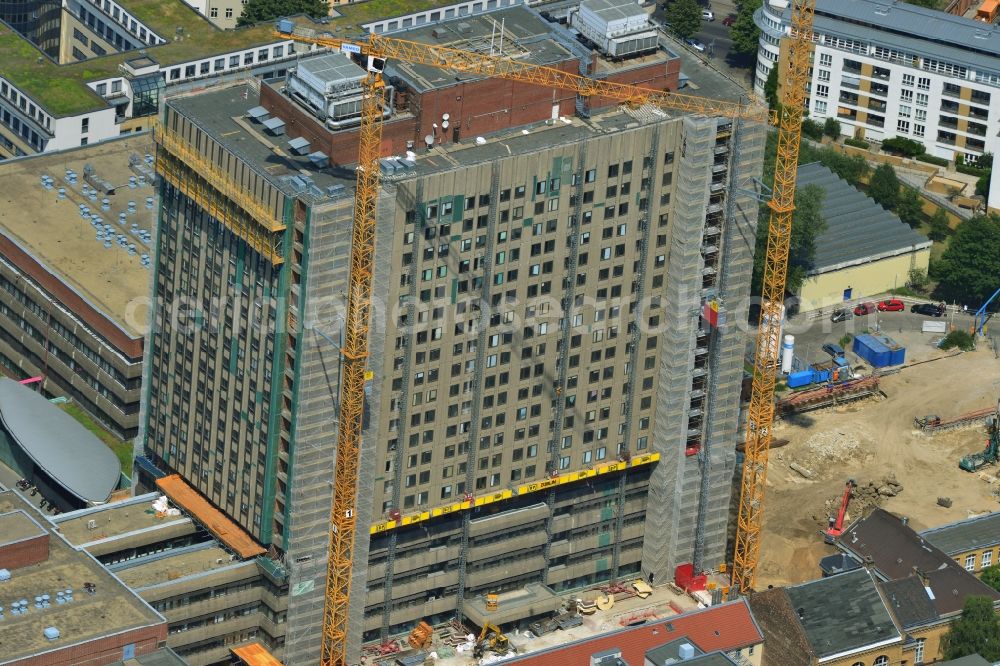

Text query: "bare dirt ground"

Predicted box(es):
[755, 345, 1000, 588]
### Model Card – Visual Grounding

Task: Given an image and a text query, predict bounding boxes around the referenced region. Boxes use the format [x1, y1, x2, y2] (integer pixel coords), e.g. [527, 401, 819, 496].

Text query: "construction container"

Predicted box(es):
[852, 333, 905, 368]
[787, 370, 814, 389]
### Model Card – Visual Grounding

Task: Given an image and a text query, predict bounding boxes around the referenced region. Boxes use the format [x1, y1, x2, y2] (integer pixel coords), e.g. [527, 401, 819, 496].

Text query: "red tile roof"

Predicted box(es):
[508, 600, 763, 666]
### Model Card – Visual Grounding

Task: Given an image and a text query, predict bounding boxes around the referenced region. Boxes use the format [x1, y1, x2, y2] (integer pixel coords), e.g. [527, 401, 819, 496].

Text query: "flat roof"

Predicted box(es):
[156, 475, 266, 559]
[796, 162, 930, 274]
[384, 6, 574, 93]
[0, 135, 155, 339]
[169, 85, 357, 197]
[0, 509, 47, 545]
[0, 0, 468, 117]
[231, 642, 283, 666]
[0, 378, 120, 503]
[112, 543, 238, 588]
[802, 0, 1000, 74]
[0, 491, 164, 664]
[921, 511, 1000, 555]
[53, 493, 188, 546]
[580, 0, 647, 23]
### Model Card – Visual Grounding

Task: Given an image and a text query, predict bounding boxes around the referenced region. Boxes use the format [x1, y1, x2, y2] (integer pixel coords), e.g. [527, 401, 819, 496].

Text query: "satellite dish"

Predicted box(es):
[424, 134, 435, 147]
[442, 120, 450, 129]
[442, 113, 450, 121]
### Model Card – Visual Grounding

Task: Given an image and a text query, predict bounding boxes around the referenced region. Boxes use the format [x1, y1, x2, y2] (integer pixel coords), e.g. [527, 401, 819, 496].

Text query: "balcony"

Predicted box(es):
[866, 115, 885, 128]
[969, 106, 989, 121]
[843, 63, 862, 76]
[939, 116, 958, 130]
[941, 100, 961, 114]
[937, 131, 957, 146]
[967, 123, 987, 137]
[941, 85, 963, 100]
[869, 83, 889, 98]
[839, 92, 860, 106]
[867, 99, 887, 113]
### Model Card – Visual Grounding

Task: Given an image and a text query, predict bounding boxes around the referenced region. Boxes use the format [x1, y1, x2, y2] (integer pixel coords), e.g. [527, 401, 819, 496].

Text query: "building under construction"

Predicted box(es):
[137, 5, 765, 663]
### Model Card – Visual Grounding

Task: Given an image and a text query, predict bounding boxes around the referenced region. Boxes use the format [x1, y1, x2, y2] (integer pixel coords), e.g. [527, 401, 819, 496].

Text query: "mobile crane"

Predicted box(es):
[276, 2, 815, 662]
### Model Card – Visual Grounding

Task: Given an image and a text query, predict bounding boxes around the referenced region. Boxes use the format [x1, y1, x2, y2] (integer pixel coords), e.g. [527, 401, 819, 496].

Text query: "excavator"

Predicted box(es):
[959, 401, 1000, 472]
[823, 479, 857, 544]
[472, 622, 511, 660]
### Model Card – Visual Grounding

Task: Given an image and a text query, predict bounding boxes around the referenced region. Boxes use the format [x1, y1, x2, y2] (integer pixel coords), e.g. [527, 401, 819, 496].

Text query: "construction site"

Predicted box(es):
[756, 343, 1000, 588]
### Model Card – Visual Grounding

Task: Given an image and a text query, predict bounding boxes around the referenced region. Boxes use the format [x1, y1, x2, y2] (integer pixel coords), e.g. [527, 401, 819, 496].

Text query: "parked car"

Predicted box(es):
[822, 343, 846, 358]
[853, 302, 877, 316]
[702, 9, 715, 20]
[722, 15, 736, 26]
[877, 298, 905, 312]
[830, 308, 852, 323]
[911, 302, 946, 317]
[686, 38, 706, 51]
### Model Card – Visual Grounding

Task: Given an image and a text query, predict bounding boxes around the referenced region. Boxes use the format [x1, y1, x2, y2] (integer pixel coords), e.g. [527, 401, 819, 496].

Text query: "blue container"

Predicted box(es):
[788, 370, 814, 388]
[853, 334, 905, 367]
[872, 334, 906, 366]
[814, 368, 832, 383]
[833, 355, 848, 368]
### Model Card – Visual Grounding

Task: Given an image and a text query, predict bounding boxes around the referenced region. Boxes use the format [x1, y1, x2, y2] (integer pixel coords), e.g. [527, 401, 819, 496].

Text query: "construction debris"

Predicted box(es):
[790, 462, 815, 479]
[817, 475, 903, 526]
[938, 497, 953, 508]
[915, 404, 996, 434]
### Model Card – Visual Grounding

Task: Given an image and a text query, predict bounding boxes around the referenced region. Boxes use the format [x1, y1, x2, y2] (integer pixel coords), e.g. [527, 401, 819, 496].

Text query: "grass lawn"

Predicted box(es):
[61, 403, 133, 477]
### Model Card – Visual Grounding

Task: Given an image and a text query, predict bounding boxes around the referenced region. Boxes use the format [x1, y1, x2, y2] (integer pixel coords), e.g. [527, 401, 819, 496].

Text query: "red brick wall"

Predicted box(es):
[8, 624, 167, 666]
[586, 56, 681, 113]
[261, 54, 681, 164]
[0, 532, 49, 570]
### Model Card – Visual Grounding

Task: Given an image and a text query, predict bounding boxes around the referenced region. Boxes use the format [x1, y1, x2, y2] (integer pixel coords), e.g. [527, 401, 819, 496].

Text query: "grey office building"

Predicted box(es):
[140, 42, 763, 662]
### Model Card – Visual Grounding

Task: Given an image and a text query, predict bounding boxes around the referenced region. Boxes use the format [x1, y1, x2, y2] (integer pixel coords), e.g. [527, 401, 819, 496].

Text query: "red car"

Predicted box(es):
[722, 15, 736, 26]
[877, 298, 905, 312]
[853, 302, 876, 316]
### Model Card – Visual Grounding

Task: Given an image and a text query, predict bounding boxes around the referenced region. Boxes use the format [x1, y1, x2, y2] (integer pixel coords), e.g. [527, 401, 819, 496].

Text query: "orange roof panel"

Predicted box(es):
[156, 474, 266, 559]
[231, 642, 283, 666]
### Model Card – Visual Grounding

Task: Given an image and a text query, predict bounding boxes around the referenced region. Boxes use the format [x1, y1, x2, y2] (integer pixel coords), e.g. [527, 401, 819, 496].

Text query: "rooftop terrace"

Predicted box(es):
[112, 544, 237, 588]
[54, 493, 188, 546]
[0, 491, 164, 663]
[0, 509, 47, 545]
[0, 0, 465, 117]
[0, 135, 156, 338]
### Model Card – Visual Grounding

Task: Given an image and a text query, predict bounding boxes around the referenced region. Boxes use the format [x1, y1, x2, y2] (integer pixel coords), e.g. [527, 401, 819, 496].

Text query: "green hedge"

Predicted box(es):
[916, 153, 949, 167]
[881, 136, 925, 157]
[845, 137, 870, 149]
[956, 163, 990, 177]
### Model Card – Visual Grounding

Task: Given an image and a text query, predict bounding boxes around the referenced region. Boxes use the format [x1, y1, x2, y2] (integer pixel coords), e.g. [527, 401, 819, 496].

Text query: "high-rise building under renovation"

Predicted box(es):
[137, 5, 764, 663]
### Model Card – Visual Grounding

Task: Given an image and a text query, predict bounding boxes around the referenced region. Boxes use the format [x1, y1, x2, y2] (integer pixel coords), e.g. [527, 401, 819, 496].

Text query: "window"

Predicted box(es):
[898, 105, 911, 119]
[210, 6, 218, 16]
[818, 69, 830, 82]
[897, 120, 910, 133]
[915, 638, 925, 664]
[913, 124, 925, 138]
[901, 89, 913, 103]
[983, 550, 992, 568]
[225, 7, 233, 17]
[965, 554, 976, 571]
[917, 76, 931, 90]
[916, 93, 928, 108]
[873, 657, 888, 666]
[902, 73, 915, 87]
[814, 100, 827, 115]
[819, 52, 832, 67]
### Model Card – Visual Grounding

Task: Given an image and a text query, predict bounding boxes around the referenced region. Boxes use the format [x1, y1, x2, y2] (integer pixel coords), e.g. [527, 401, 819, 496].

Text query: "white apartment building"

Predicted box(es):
[755, 0, 1000, 162]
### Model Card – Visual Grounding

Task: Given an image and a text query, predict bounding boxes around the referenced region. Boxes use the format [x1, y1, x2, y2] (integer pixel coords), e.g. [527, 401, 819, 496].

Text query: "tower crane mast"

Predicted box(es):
[275, 5, 815, 659]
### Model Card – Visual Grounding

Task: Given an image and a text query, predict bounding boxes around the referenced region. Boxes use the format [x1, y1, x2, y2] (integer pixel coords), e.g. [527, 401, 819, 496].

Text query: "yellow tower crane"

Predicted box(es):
[276, 3, 815, 661]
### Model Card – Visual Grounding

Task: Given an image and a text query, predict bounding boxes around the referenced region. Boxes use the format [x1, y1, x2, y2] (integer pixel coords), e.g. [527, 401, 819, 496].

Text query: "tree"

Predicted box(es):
[763, 66, 779, 112]
[666, 0, 701, 39]
[869, 163, 901, 210]
[896, 186, 923, 228]
[729, 0, 763, 58]
[237, 0, 329, 26]
[934, 214, 1000, 304]
[907, 267, 928, 292]
[982, 564, 1000, 593]
[752, 185, 827, 294]
[801, 119, 823, 141]
[927, 208, 951, 242]
[823, 117, 841, 139]
[976, 173, 991, 198]
[942, 595, 1000, 660]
